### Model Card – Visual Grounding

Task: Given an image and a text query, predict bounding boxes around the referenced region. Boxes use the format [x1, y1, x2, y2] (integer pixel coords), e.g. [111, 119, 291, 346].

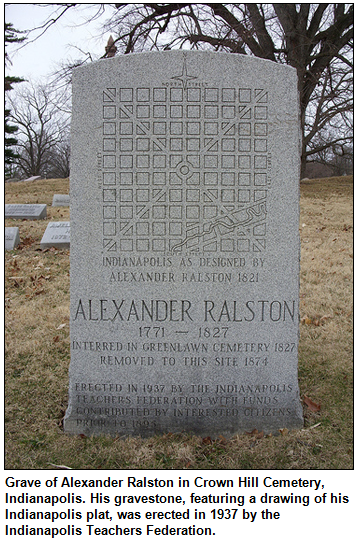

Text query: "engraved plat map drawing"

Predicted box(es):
[101, 59, 269, 254]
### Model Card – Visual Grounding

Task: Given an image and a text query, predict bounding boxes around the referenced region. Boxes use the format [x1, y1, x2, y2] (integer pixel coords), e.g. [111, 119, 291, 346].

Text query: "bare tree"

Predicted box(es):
[8, 83, 71, 178]
[103, 3, 353, 177]
[46, 134, 71, 178]
[19, 4, 353, 177]
[304, 58, 353, 171]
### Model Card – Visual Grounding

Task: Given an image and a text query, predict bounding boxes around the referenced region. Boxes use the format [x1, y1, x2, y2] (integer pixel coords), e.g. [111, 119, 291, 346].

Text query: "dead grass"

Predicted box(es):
[5, 176, 353, 469]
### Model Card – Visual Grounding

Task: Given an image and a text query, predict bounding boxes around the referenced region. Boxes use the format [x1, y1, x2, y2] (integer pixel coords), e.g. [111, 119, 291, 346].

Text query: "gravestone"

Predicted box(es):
[64, 51, 303, 437]
[52, 194, 70, 207]
[5, 227, 20, 250]
[22, 175, 41, 182]
[5, 204, 47, 220]
[40, 222, 70, 249]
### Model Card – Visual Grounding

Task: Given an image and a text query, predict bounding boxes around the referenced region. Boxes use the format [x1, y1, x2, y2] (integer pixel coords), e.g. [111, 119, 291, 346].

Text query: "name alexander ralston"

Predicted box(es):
[73, 298, 296, 323]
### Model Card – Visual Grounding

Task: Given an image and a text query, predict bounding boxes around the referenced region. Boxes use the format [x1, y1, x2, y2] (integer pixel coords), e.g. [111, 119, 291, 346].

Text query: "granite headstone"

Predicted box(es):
[5, 227, 20, 250]
[40, 222, 70, 249]
[52, 194, 70, 207]
[64, 51, 303, 437]
[5, 204, 47, 220]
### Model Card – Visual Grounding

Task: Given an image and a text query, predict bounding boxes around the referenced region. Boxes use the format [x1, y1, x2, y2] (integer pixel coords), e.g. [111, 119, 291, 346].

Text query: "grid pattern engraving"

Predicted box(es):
[101, 78, 268, 254]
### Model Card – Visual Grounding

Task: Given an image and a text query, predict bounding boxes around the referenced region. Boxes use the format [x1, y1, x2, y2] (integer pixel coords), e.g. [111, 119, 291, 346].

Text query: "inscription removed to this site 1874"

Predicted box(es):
[64, 51, 303, 436]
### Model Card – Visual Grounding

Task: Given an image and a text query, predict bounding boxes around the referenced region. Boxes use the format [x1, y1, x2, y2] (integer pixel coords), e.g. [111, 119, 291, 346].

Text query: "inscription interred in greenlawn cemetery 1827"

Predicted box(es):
[64, 51, 303, 436]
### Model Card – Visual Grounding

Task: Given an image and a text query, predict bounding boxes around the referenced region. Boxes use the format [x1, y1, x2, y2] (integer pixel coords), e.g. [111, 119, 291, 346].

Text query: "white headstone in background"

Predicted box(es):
[5, 227, 20, 250]
[5, 204, 47, 220]
[52, 194, 70, 207]
[40, 222, 70, 249]
[65, 51, 303, 437]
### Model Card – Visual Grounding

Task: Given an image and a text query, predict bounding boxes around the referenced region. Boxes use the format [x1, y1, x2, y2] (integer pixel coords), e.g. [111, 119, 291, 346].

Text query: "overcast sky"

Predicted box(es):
[5, 4, 113, 82]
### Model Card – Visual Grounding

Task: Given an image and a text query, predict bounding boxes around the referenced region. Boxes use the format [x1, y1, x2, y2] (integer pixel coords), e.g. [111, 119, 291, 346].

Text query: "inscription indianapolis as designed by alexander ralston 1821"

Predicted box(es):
[64, 50, 303, 436]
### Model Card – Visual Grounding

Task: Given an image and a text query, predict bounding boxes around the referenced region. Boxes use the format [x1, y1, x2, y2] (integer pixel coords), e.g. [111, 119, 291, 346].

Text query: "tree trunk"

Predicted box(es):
[300, 154, 307, 180]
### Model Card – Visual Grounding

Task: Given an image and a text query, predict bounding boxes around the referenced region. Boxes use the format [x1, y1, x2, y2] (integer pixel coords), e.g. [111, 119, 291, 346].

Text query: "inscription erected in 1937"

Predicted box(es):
[65, 51, 303, 436]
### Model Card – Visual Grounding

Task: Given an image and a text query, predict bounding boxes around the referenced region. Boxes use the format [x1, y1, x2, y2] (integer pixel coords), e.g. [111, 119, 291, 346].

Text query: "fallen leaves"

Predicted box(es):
[8, 277, 24, 288]
[200, 435, 228, 447]
[33, 289, 44, 296]
[30, 274, 49, 283]
[217, 435, 228, 445]
[25, 274, 46, 298]
[17, 236, 36, 250]
[201, 436, 212, 445]
[246, 428, 265, 439]
[303, 395, 321, 412]
[301, 314, 332, 326]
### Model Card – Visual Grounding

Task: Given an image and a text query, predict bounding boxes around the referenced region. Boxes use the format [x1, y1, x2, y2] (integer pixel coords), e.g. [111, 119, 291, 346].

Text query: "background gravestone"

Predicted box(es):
[65, 51, 303, 437]
[5, 227, 20, 250]
[5, 204, 47, 220]
[52, 194, 70, 207]
[40, 222, 70, 249]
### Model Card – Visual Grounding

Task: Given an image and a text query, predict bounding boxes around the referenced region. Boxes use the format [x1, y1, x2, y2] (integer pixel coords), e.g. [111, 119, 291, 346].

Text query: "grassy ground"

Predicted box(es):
[5, 176, 353, 469]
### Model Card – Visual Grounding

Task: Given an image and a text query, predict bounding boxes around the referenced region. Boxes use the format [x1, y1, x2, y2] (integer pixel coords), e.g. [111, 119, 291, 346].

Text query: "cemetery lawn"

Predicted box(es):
[5, 176, 353, 470]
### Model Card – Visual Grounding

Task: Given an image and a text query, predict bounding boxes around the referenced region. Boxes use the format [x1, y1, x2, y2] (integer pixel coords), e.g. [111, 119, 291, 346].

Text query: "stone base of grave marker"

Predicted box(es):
[64, 51, 303, 437]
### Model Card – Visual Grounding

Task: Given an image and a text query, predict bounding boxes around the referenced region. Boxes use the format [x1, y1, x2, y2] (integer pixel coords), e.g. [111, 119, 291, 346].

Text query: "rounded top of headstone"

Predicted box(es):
[74, 48, 297, 78]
